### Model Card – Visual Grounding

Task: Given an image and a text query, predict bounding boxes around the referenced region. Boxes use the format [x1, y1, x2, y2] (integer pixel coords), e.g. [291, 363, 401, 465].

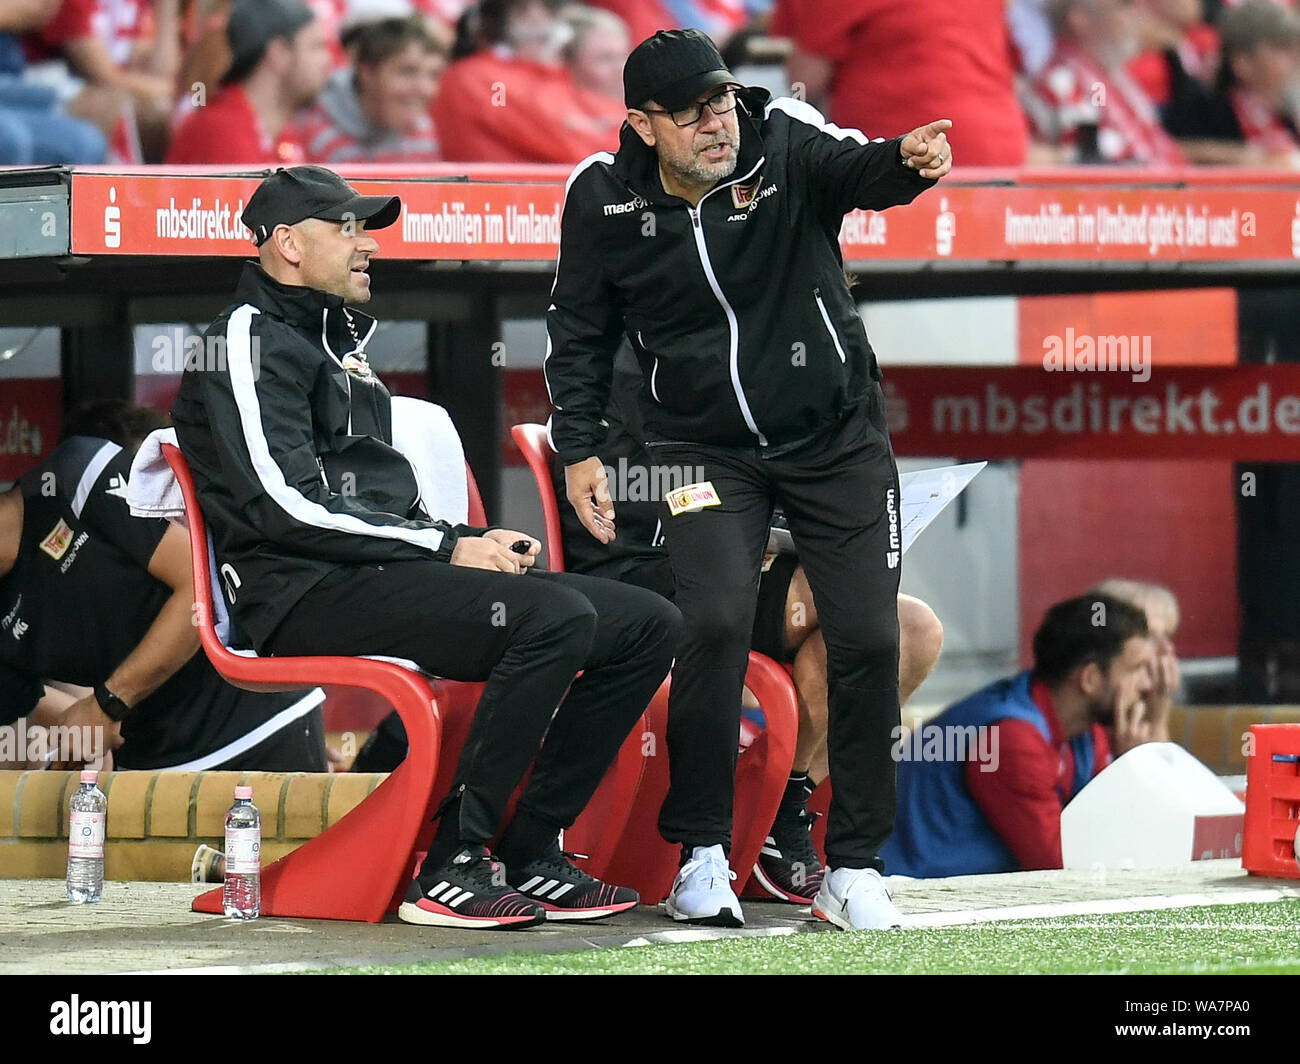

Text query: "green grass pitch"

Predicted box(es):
[309, 899, 1300, 975]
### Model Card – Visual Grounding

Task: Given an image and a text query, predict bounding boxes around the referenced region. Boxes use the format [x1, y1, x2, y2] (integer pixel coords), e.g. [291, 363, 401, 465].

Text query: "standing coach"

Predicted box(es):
[546, 29, 951, 930]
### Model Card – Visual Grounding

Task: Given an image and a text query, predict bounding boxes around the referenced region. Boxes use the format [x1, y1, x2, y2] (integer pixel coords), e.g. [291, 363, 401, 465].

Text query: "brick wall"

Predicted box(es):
[0, 771, 386, 881]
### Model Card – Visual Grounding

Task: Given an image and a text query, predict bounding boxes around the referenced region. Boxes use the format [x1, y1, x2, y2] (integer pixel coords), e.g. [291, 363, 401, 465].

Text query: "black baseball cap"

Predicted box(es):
[222, 0, 316, 85]
[623, 29, 737, 111]
[241, 166, 401, 246]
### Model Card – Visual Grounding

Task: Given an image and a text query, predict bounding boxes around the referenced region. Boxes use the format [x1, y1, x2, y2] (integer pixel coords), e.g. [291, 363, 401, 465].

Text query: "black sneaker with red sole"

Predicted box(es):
[507, 844, 639, 922]
[752, 800, 825, 905]
[399, 846, 544, 929]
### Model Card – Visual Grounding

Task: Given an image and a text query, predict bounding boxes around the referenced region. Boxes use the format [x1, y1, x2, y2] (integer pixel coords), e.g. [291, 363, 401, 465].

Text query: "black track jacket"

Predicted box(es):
[545, 88, 936, 463]
[173, 264, 479, 649]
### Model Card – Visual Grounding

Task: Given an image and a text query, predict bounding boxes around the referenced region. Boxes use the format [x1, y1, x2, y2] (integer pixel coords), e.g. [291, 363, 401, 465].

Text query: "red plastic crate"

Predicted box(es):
[1242, 724, 1300, 879]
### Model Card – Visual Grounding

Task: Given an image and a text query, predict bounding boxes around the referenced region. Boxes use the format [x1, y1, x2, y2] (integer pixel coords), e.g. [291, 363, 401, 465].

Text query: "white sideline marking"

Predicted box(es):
[902, 886, 1300, 929]
[619, 927, 800, 948]
[985, 922, 1294, 931]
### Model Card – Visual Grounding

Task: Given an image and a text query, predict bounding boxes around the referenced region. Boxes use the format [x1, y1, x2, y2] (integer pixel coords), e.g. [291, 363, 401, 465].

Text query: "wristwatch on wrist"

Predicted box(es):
[93, 682, 131, 722]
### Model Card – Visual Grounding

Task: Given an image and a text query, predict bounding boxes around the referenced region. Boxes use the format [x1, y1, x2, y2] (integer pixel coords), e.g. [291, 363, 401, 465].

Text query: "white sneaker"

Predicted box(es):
[664, 844, 744, 927]
[813, 867, 904, 930]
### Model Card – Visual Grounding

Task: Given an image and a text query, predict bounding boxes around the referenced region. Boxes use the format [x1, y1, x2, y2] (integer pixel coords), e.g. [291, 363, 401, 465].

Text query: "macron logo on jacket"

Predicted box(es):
[603, 194, 649, 216]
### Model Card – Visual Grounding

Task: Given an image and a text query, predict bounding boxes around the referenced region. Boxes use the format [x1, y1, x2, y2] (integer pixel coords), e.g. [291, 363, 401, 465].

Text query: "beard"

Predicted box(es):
[1088, 685, 1131, 728]
[664, 127, 741, 189]
[1088, 698, 1116, 728]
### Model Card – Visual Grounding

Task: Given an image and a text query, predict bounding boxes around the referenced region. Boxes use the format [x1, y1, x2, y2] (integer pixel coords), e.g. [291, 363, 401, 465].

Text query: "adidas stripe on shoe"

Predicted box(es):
[398, 846, 544, 929]
[508, 844, 639, 922]
[752, 777, 825, 904]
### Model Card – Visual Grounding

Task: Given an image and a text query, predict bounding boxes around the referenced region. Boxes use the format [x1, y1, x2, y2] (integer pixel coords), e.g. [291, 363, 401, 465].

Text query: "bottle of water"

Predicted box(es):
[223, 785, 261, 919]
[67, 770, 106, 903]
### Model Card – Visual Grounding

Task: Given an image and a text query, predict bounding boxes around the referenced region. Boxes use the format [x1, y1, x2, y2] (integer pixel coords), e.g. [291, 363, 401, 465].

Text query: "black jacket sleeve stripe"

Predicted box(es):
[544, 149, 623, 465]
[225, 304, 451, 556]
[69, 439, 122, 518]
[766, 97, 934, 216]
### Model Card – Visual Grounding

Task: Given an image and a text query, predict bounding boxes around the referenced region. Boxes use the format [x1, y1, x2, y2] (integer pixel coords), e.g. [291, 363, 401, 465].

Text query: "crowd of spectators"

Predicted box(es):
[5, 0, 1300, 168]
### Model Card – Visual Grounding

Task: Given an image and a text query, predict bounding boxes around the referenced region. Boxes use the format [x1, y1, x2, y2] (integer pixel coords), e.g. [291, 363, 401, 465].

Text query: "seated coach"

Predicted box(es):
[172, 166, 681, 930]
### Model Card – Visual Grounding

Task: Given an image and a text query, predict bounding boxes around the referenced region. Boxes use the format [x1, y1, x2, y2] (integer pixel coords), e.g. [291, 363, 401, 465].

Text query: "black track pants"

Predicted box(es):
[264, 563, 681, 853]
[652, 386, 902, 870]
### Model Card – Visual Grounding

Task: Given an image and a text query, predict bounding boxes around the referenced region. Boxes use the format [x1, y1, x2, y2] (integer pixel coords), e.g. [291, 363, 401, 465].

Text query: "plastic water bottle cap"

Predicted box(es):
[234, 786, 253, 800]
[80, 770, 98, 784]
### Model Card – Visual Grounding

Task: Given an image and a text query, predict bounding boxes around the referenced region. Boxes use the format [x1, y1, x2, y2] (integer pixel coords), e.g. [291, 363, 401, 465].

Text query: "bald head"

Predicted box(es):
[259, 217, 380, 304]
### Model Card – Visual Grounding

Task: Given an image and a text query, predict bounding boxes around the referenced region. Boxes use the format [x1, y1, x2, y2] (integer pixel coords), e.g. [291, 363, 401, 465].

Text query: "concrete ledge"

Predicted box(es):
[0, 771, 386, 882]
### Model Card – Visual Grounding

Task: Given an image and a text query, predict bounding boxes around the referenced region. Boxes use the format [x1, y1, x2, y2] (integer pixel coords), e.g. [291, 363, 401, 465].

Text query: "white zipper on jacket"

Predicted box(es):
[319, 306, 423, 515]
[813, 287, 848, 364]
[321, 308, 354, 434]
[686, 159, 768, 446]
[642, 331, 664, 402]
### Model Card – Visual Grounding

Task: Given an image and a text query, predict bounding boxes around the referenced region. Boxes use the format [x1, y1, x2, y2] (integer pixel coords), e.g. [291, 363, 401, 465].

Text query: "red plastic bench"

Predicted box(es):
[164, 442, 482, 922]
[510, 423, 799, 902]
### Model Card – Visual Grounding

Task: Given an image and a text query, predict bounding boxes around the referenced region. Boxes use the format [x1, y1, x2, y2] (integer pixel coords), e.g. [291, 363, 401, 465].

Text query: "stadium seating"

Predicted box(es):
[509, 422, 567, 572]
[164, 442, 479, 922]
[508, 422, 650, 878]
[510, 423, 800, 902]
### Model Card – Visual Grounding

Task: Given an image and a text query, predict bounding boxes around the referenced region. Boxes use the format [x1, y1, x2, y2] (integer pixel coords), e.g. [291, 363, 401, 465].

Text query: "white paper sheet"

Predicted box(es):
[766, 461, 987, 556]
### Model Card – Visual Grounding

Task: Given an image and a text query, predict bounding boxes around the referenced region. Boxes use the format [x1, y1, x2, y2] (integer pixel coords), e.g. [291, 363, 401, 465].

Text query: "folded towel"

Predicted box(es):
[126, 427, 183, 519]
[125, 428, 236, 646]
[391, 396, 469, 525]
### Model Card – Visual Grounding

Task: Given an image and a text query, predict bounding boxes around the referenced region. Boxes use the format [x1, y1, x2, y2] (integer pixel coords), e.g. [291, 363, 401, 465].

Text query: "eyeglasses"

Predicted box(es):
[642, 87, 738, 127]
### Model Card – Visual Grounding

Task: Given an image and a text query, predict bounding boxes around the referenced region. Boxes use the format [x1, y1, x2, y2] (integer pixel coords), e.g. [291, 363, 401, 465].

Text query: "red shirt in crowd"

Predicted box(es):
[771, 0, 1029, 167]
[432, 49, 624, 164]
[1228, 86, 1300, 154]
[413, 0, 475, 33]
[1127, 23, 1219, 108]
[1028, 40, 1187, 166]
[964, 679, 1113, 870]
[588, 0, 748, 50]
[164, 85, 306, 165]
[24, 0, 145, 66]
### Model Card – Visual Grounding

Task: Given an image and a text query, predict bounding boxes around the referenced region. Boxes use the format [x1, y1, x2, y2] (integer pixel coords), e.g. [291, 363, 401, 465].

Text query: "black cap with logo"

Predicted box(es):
[223, 0, 316, 85]
[623, 28, 737, 111]
[241, 166, 401, 246]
